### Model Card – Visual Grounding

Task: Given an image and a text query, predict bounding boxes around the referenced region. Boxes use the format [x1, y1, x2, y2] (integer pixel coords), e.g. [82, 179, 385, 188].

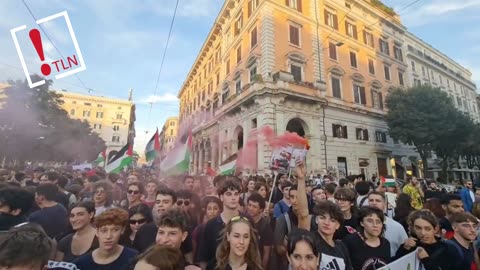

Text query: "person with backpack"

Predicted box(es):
[273, 181, 293, 219]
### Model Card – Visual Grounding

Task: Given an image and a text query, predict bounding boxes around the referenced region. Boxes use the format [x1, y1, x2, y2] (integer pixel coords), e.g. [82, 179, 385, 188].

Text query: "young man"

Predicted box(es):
[183, 176, 195, 191]
[460, 179, 475, 212]
[144, 180, 158, 208]
[25, 167, 45, 187]
[367, 191, 408, 255]
[0, 223, 62, 270]
[197, 177, 242, 269]
[273, 181, 292, 219]
[324, 182, 337, 202]
[73, 208, 138, 270]
[29, 183, 69, 239]
[447, 212, 478, 270]
[0, 186, 34, 231]
[402, 176, 424, 209]
[246, 192, 273, 270]
[39, 171, 69, 209]
[440, 194, 464, 239]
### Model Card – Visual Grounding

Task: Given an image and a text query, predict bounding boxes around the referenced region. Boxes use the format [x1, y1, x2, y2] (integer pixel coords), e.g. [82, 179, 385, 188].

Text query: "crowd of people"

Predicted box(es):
[0, 164, 479, 270]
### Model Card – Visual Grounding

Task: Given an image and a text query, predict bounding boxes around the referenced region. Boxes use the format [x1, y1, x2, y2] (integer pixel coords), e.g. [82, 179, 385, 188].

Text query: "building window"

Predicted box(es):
[113, 125, 120, 131]
[170, 130, 173, 135]
[116, 113, 122, 120]
[170, 121, 175, 126]
[384, 65, 391, 81]
[96, 112, 103, 118]
[331, 76, 341, 98]
[216, 73, 220, 87]
[235, 76, 242, 94]
[363, 31, 374, 48]
[250, 26, 257, 48]
[353, 84, 366, 105]
[222, 87, 230, 104]
[72, 101, 76, 104]
[398, 71, 404, 86]
[287, 0, 302, 12]
[379, 39, 389, 55]
[349, 51, 357, 68]
[215, 49, 221, 64]
[226, 59, 231, 75]
[290, 63, 302, 82]
[249, 64, 257, 83]
[411, 61, 416, 72]
[394, 46, 403, 61]
[457, 96, 462, 107]
[93, 124, 102, 130]
[356, 128, 369, 141]
[421, 66, 426, 76]
[371, 90, 384, 110]
[289, 24, 301, 46]
[234, 13, 243, 36]
[332, 124, 348, 138]
[84, 102, 91, 106]
[236, 46, 242, 64]
[70, 109, 75, 116]
[324, 10, 338, 30]
[97, 104, 103, 108]
[248, 0, 259, 17]
[414, 78, 421, 86]
[368, 59, 375, 75]
[345, 22, 357, 39]
[329, 42, 337, 60]
[112, 136, 120, 143]
[82, 110, 90, 117]
[375, 131, 387, 143]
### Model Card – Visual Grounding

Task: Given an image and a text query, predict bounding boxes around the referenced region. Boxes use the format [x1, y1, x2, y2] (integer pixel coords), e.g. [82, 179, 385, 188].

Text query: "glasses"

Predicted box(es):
[334, 197, 352, 203]
[129, 218, 147, 225]
[127, 190, 140, 195]
[364, 218, 383, 226]
[176, 199, 190, 206]
[94, 190, 105, 195]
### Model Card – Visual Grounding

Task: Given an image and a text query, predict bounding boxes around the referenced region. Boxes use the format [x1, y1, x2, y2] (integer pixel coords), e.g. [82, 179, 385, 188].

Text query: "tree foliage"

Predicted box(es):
[0, 75, 106, 163]
[386, 85, 478, 180]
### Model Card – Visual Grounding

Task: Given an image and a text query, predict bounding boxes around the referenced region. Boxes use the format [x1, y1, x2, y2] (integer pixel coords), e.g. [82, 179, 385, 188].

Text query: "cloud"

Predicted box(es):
[140, 93, 179, 104]
[400, 0, 480, 26]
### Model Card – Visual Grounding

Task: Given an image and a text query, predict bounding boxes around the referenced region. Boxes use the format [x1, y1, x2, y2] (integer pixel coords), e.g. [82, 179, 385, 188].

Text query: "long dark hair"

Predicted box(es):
[287, 229, 320, 259]
[394, 193, 413, 221]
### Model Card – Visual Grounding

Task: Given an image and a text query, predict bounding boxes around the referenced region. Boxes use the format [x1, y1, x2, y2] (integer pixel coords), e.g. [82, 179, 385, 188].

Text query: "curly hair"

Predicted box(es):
[94, 208, 128, 228]
[215, 217, 263, 270]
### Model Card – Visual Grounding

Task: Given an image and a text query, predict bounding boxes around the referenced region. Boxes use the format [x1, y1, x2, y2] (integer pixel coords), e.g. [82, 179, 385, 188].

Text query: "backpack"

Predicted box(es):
[284, 213, 313, 235]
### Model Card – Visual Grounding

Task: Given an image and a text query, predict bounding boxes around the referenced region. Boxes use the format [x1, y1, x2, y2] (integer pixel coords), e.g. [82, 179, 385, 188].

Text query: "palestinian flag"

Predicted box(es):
[145, 129, 160, 165]
[160, 131, 191, 175]
[105, 143, 133, 173]
[93, 150, 106, 167]
[382, 176, 396, 187]
[219, 159, 236, 175]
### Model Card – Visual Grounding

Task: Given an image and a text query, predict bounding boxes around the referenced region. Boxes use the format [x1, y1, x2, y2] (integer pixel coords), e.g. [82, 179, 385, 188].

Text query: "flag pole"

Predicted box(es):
[267, 171, 279, 209]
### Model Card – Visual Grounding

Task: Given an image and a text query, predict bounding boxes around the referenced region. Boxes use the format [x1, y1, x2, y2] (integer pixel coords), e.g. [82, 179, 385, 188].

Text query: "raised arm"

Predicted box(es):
[295, 161, 310, 230]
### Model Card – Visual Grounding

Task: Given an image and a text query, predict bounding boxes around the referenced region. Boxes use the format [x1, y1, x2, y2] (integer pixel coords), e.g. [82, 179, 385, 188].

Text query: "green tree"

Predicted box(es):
[0, 75, 106, 164]
[386, 85, 460, 178]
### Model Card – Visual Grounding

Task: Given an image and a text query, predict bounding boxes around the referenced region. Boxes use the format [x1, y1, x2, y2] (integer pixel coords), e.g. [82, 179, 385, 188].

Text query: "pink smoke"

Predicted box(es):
[260, 126, 308, 148]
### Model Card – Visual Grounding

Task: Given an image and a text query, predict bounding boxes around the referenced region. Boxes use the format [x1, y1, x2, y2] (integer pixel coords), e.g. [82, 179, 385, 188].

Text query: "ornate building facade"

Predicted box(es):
[178, 0, 477, 178]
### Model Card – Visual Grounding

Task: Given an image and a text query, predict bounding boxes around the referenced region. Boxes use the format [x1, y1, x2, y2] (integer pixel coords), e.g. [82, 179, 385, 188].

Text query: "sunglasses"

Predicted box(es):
[230, 216, 249, 223]
[129, 218, 147, 225]
[176, 199, 190, 206]
[127, 190, 140, 195]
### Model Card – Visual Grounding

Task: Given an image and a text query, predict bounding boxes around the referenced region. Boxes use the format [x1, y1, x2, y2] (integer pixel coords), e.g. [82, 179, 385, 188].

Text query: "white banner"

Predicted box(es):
[378, 248, 422, 270]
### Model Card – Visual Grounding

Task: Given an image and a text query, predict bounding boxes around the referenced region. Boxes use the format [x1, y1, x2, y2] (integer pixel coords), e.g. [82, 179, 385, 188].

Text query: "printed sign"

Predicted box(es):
[10, 11, 86, 88]
[378, 249, 422, 270]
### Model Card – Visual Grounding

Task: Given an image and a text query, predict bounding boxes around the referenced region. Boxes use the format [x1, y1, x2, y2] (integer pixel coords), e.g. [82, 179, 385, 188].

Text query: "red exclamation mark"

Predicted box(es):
[29, 29, 51, 76]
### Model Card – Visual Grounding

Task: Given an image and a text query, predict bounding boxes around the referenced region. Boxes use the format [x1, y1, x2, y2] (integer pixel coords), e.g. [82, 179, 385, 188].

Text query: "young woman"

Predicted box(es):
[92, 181, 113, 216]
[193, 196, 222, 261]
[57, 202, 99, 262]
[143, 180, 158, 208]
[254, 182, 273, 217]
[287, 229, 320, 270]
[395, 209, 462, 270]
[241, 179, 256, 206]
[342, 206, 390, 270]
[73, 208, 138, 270]
[120, 204, 152, 248]
[208, 216, 263, 270]
[333, 188, 359, 240]
[124, 183, 144, 209]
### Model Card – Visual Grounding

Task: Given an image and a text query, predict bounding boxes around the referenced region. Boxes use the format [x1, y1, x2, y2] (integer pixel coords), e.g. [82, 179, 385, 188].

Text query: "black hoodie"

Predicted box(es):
[0, 213, 26, 231]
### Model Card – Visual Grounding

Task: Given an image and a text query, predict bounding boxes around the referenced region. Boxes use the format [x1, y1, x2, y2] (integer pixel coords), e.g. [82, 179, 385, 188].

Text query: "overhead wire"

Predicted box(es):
[144, 0, 180, 138]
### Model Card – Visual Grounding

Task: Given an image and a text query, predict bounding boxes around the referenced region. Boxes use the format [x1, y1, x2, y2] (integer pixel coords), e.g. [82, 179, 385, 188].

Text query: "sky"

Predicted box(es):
[0, 0, 479, 154]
